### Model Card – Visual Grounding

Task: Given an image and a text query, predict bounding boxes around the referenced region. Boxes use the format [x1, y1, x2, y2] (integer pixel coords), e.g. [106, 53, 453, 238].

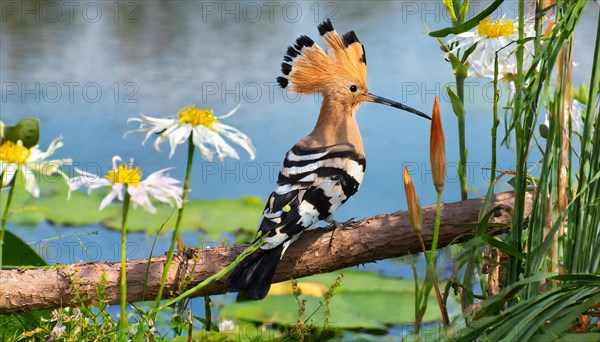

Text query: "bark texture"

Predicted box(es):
[0, 190, 533, 313]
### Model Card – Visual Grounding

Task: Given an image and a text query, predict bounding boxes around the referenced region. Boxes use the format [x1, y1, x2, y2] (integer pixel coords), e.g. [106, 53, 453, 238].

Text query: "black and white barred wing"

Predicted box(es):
[257, 144, 366, 250]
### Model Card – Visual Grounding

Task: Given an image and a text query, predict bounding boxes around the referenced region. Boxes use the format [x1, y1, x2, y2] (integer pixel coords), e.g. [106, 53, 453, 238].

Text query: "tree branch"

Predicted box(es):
[0, 190, 532, 313]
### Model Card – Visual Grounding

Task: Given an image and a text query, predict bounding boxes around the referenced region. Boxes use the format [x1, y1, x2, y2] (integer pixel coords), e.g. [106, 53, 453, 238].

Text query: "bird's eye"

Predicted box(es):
[350, 85, 358, 92]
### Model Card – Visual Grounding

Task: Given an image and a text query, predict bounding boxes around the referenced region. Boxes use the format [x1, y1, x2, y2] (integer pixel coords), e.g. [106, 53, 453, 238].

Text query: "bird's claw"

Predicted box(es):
[326, 217, 356, 248]
[325, 217, 356, 230]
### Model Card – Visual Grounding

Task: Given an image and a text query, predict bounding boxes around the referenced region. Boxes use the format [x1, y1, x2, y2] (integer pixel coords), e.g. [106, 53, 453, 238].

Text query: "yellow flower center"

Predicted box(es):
[105, 164, 142, 186]
[477, 17, 516, 38]
[0, 140, 31, 164]
[177, 105, 218, 129]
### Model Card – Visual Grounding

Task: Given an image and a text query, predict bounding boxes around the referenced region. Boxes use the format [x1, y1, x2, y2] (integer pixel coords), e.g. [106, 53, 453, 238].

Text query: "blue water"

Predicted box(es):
[1, 0, 597, 337]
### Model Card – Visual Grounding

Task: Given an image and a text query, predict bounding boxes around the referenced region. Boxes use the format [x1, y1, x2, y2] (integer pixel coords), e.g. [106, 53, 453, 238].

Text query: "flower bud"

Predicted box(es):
[403, 166, 422, 234]
[442, 0, 457, 22]
[430, 96, 446, 193]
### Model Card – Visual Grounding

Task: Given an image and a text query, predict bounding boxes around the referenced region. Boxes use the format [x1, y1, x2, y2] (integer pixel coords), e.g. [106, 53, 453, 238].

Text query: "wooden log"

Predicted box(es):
[0, 190, 532, 313]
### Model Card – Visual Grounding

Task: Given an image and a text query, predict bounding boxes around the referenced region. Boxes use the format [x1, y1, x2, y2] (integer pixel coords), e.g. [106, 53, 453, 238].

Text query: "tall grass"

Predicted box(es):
[452, 0, 599, 339]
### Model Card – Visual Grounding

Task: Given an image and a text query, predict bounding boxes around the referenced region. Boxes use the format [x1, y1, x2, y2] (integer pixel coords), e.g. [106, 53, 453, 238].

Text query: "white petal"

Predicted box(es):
[216, 123, 256, 160]
[137, 114, 177, 127]
[2, 163, 17, 187]
[27, 136, 64, 162]
[195, 126, 239, 161]
[99, 184, 123, 210]
[167, 125, 192, 158]
[217, 104, 241, 119]
[22, 166, 40, 197]
[128, 185, 156, 214]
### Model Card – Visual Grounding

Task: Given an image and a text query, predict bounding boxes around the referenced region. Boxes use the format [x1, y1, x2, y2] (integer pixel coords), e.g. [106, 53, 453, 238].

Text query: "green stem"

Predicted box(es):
[456, 76, 468, 200]
[159, 240, 265, 311]
[204, 296, 212, 331]
[432, 192, 443, 255]
[0, 169, 17, 270]
[507, 0, 526, 287]
[153, 139, 195, 312]
[411, 263, 420, 334]
[425, 191, 450, 325]
[492, 54, 500, 183]
[119, 186, 131, 341]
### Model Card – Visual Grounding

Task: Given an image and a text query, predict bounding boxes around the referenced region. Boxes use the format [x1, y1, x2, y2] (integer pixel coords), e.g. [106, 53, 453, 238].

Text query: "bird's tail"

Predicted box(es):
[225, 245, 284, 300]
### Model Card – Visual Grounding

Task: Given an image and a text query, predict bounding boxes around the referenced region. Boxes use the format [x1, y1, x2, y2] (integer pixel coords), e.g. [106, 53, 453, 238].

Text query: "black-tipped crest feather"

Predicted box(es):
[277, 76, 288, 88]
[318, 18, 334, 35]
[286, 46, 299, 58]
[295, 35, 314, 49]
[342, 31, 360, 47]
[277, 18, 367, 94]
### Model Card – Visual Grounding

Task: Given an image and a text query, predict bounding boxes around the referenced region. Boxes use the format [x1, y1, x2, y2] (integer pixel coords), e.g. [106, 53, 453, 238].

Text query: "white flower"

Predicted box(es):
[447, 16, 535, 80]
[69, 156, 183, 214]
[127, 104, 256, 161]
[218, 320, 236, 332]
[0, 135, 70, 197]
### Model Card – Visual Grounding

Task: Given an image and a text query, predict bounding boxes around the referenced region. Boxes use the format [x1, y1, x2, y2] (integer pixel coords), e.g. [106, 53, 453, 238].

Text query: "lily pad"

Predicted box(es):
[101, 197, 264, 238]
[3, 177, 264, 238]
[1, 177, 44, 225]
[220, 270, 459, 333]
[38, 190, 119, 226]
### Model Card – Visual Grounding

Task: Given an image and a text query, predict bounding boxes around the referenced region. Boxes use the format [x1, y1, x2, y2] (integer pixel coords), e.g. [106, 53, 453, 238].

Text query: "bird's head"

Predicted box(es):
[277, 19, 430, 120]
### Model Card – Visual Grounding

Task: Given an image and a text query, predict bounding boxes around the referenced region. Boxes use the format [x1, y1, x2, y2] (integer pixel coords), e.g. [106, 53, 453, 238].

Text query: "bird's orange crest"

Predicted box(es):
[277, 19, 368, 96]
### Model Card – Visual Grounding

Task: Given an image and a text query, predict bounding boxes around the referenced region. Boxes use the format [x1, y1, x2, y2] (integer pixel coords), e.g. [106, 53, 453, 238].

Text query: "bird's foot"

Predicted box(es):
[325, 217, 356, 248]
[324, 217, 356, 230]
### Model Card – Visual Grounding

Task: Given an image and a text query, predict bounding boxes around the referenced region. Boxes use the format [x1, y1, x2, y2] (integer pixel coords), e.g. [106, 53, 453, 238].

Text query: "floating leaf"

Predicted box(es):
[4, 177, 262, 238]
[101, 197, 264, 238]
[1, 176, 43, 225]
[220, 270, 459, 333]
[38, 190, 119, 226]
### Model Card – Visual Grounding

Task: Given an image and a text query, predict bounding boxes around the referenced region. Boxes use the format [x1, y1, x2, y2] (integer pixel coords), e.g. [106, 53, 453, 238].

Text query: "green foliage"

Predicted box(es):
[455, 276, 600, 341]
[1, 118, 40, 148]
[2, 229, 47, 269]
[447, 0, 600, 339]
[0, 272, 118, 341]
[0, 228, 49, 339]
[429, 0, 504, 37]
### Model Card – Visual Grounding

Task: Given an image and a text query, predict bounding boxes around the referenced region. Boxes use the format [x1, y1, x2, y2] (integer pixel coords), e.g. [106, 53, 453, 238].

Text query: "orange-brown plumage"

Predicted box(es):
[278, 19, 367, 98]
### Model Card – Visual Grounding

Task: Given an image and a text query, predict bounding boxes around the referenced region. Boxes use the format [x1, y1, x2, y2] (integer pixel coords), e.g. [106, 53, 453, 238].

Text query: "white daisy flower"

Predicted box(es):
[127, 104, 256, 161]
[218, 320, 236, 332]
[0, 136, 70, 198]
[447, 16, 535, 80]
[69, 156, 183, 214]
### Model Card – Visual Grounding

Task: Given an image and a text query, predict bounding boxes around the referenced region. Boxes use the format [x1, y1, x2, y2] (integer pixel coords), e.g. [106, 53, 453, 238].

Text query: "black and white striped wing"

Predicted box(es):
[257, 144, 366, 250]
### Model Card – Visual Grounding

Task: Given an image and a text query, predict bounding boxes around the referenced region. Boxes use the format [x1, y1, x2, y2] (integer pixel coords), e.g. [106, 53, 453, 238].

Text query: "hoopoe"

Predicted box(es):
[226, 19, 431, 300]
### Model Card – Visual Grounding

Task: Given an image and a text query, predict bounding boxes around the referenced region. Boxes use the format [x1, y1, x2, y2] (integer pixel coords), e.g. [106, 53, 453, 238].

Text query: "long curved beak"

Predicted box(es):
[366, 93, 431, 120]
